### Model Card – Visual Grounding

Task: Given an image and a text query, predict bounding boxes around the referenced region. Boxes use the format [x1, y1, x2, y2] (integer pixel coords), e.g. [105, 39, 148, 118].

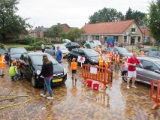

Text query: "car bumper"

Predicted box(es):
[37, 73, 67, 87]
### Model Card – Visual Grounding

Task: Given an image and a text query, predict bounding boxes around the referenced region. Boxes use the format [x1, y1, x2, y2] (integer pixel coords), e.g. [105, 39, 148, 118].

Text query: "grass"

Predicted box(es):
[4, 44, 30, 48]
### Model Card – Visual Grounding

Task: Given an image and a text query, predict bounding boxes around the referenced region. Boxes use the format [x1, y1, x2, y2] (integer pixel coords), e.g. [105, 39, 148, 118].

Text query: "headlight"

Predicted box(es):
[37, 70, 41, 75]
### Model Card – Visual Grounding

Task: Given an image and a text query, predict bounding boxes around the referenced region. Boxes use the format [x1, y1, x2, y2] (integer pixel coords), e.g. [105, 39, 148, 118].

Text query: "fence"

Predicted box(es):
[82, 64, 111, 90]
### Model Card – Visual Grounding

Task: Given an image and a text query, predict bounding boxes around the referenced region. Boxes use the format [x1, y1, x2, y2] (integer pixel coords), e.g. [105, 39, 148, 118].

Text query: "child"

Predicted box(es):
[0, 53, 5, 77]
[9, 62, 21, 80]
[71, 58, 77, 81]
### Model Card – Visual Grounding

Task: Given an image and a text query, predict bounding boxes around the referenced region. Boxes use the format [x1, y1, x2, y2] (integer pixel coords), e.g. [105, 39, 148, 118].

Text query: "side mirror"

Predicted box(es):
[155, 70, 160, 74]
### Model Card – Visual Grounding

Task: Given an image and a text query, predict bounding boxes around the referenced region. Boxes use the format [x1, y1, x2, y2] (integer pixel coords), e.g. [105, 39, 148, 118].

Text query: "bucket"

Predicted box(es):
[87, 80, 92, 87]
[93, 83, 99, 90]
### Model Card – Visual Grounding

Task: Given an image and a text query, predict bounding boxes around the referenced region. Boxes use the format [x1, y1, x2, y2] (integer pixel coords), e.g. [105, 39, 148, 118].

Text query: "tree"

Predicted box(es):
[44, 23, 65, 41]
[88, 7, 124, 24]
[125, 7, 146, 25]
[145, 0, 160, 50]
[0, 0, 31, 40]
[65, 28, 85, 42]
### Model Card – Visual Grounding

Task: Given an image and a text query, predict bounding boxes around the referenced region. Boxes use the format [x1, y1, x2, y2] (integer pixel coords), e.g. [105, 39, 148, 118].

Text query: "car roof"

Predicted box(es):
[138, 56, 160, 62]
[27, 52, 50, 56]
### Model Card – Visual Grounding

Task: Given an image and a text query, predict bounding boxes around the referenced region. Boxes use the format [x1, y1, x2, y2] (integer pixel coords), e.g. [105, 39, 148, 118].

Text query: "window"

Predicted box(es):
[131, 28, 136, 32]
[96, 36, 99, 40]
[138, 36, 141, 42]
[78, 50, 85, 56]
[142, 60, 159, 71]
[124, 36, 127, 42]
[85, 44, 91, 49]
[72, 49, 79, 54]
[113, 36, 118, 42]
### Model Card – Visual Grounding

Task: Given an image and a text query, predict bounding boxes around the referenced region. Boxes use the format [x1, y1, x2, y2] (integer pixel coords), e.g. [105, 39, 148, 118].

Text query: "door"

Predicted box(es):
[131, 38, 135, 45]
[137, 60, 160, 83]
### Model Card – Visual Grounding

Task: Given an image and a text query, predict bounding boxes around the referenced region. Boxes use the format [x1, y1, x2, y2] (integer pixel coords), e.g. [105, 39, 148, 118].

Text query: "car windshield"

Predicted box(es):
[156, 61, 160, 66]
[84, 50, 100, 57]
[90, 43, 96, 48]
[59, 46, 67, 50]
[30, 55, 58, 66]
[11, 48, 27, 54]
[118, 48, 129, 53]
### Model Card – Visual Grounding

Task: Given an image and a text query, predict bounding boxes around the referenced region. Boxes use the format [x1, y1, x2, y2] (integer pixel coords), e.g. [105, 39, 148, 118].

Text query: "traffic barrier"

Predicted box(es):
[150, 80, 160, 109]
[82, 64, 111, 90]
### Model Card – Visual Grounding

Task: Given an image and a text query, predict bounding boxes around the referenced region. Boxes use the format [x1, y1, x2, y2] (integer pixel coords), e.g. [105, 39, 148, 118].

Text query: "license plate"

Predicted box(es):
[53, 78, 62, 83]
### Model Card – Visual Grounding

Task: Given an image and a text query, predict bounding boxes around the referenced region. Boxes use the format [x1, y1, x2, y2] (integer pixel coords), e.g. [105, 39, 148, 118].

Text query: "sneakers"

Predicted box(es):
[131, 85, 137, 88]
[40, 94, 46, 97]
[47, 96, 53, 100]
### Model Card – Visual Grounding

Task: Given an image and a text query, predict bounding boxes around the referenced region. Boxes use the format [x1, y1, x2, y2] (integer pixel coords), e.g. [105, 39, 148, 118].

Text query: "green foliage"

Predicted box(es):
[65, 28, 85, 42]
[146, 0, 160, 50]
[24, 46, 41, 51]
[0, 0, 31, 39]
[88, 7, 124, 23]
[125, 7, 146, 25]
[44, 23, 64, 40]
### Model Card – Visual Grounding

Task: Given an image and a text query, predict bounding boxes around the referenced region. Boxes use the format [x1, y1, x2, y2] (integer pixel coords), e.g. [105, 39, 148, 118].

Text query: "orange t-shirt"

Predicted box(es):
[104, 61, 109, 68]
[71, 62, 77, 70]
[0, 55, 5, 68]
[98, 56, 103, 66]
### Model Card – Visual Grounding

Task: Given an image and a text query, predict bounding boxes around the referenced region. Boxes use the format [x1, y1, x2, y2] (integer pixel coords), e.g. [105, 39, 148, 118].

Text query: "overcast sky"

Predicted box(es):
[17, 0, 152, 29]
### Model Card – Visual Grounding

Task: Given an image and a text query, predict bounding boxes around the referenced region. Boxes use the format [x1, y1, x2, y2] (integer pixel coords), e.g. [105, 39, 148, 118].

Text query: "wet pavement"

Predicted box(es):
[0, 59, 160, 120]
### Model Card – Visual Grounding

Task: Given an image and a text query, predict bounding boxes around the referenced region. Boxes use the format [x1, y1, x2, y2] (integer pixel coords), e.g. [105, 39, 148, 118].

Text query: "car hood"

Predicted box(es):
[34, 63, 64, 74]
[123, 53, 132, 57]
[11, 54, 22, 60]
[61, 49, 69, 54]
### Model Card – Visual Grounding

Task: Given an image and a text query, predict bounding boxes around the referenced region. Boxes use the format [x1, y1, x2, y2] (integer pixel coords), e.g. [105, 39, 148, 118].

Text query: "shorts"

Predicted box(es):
[72, 70, 77, 74]
[128, 71, 136, 78]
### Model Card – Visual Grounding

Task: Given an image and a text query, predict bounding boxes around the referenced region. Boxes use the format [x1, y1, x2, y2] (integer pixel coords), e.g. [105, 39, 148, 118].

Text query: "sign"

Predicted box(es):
[77, 56, 85, 63]
[90, 67, 97, 74]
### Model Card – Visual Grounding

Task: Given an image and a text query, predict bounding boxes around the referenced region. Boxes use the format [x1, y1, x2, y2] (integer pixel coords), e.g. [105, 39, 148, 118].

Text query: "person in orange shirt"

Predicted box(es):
[95, 45, 100, 53]
[141, 50, 145, 56]
[0, 53, 5, 77]
[104, 59, 109, 69]
[98, 54, 104, 67]
[71, 58, 77, 81]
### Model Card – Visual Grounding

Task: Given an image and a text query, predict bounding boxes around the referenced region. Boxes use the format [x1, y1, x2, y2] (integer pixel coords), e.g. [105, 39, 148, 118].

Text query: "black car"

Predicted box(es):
[146, 50, 160, 58]
[68, 48, 102, 65]
[64, 42, 80, 51]
[19, 52, 67, 87]
[5, 47, 27, 65]
[104, 47, 132, 58]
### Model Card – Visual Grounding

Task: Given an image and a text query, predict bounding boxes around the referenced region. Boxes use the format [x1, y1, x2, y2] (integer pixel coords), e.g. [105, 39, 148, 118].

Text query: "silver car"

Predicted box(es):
[121, 57, 160, 85]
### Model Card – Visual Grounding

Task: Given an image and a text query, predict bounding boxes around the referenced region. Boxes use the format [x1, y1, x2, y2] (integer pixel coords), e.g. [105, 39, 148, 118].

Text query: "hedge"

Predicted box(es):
[24, 46, 41, 51]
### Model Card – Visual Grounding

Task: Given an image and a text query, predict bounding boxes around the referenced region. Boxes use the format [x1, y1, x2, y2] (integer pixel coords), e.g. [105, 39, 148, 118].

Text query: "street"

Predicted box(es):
[0, 59, 160, 120]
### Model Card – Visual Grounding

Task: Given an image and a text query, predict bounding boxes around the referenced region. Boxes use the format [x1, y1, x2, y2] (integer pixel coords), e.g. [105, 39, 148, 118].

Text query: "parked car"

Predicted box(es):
[146, 50, 160, 58]
[19, 52, 67, 87]
[139, 48, 150, 53]
[5, 47, 27, 65]
[62, 39, 71, 43]
[121, 57, 160, 85]
[64, 42, 80, 51]
[45, 45, 69, 58]
[83, 43, 97, 49]
[104, 47, 132, 58]
[86, 40, 102, 48]
[67, 48, 104, 65]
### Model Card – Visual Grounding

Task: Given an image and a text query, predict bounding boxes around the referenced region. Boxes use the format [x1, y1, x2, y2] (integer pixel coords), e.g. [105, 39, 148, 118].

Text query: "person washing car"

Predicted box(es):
[127, 52, 143, 89]
[9, 62, 21, 80]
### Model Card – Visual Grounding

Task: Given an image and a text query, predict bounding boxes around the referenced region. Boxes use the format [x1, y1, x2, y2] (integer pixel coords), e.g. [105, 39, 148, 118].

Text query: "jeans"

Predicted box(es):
[43, 77, 53, 97]
[11, 73, 21, 80]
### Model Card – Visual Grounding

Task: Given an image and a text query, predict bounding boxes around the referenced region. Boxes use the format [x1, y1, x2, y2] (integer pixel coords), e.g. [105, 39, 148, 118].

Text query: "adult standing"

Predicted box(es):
[55, 46, 62, 63]
[127, 52, 143, 89]
[38, 54, 53, 100]
[41, 43, 45, 52]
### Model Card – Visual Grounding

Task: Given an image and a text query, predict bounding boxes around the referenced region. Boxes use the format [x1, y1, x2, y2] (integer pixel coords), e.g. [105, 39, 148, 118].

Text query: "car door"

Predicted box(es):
[137, 60, 160, 83]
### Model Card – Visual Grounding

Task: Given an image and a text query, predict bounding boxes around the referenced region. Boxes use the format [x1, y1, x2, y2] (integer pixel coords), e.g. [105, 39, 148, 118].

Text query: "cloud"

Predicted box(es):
[16, 0, 152, 28]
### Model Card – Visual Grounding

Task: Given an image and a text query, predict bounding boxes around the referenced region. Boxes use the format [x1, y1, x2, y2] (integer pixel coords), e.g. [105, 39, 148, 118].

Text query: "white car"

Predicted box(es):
[62, 39, 71, 43]
[86, 40, 102, 48]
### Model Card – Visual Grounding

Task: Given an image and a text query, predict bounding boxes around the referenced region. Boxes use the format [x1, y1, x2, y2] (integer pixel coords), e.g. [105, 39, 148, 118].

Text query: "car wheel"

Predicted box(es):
[122, 71, 128, 82]
[31, 75, 38, 88]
